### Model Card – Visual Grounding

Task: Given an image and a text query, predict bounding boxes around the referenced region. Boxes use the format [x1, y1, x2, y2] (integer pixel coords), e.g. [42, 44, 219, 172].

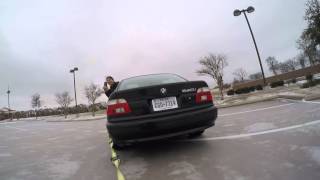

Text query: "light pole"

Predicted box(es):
[234, 6, 266, 86]
[6, 87, 12, 120]
[70, 67, 78, 115]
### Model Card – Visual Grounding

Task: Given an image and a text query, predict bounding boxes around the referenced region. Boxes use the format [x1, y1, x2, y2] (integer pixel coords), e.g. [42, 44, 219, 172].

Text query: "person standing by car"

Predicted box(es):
[103, 76, 119, 98]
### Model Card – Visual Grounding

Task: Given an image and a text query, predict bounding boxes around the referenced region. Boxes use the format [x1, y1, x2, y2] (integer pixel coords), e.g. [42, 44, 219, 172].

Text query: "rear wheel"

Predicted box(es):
[112, 141, 132, 150]
[112, 143, 125, 150]
[189, 130, 205, 138]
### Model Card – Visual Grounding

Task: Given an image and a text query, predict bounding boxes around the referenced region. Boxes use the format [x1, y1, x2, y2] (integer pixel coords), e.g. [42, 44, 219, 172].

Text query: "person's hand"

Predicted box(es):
[103, 85, 109, 91]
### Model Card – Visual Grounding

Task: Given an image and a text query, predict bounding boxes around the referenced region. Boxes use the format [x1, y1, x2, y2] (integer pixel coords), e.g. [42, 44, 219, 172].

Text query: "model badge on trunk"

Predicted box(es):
[182, 88, 196, 93]
[160, 88, 167, 94]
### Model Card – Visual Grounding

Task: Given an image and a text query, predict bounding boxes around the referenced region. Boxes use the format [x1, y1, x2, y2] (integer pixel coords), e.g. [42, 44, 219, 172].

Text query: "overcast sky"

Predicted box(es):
[0, 0, 307, 110]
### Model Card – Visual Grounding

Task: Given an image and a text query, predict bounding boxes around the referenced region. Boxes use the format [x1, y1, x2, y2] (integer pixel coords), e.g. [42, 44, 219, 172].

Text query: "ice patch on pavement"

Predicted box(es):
[255, 140, 272, 146]
[245, 123, 277, 133]
[290, 145, 298, 151]
[47, 137, 59, 141]
[292, 123, 320, 136]
[222, 124, 234, 128]
[98, 130, 107, 134]
[168, 161, 203, 180]
[122, 157, 148, 180]
[84, 130, 92, 133]
[46, 155, 80, 180]
[282, 162, 295, 168]
[16, 169, 33, 176]
[63, 128, 76, 132]
[305, 146, 320, 165]
[85, 146, 95, 151]
[0, 153, 12, 157]
[215, 165, 248, 180]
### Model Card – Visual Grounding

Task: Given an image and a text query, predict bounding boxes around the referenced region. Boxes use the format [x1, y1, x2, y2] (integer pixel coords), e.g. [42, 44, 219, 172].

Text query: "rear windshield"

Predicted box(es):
[118, 74, 187, 91]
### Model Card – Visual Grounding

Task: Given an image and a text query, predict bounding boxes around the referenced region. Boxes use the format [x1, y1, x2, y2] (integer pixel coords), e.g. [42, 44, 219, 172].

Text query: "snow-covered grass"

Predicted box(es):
[1, 110, 106, 123]
[214, 84, 320, 107]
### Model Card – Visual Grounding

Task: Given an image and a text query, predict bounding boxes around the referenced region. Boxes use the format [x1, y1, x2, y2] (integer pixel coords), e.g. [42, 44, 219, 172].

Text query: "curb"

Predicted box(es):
[278, 94, 305, 100]
[1, 119, 45, 123]
[304, 94, 320, 101]
[19, 119, 46, 122]
[47, 116, 106, 122]
[216, 94, 306, 109]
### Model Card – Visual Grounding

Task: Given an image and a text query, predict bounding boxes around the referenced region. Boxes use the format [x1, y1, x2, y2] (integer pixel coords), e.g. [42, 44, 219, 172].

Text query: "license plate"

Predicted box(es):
[152, 97, 178, 111]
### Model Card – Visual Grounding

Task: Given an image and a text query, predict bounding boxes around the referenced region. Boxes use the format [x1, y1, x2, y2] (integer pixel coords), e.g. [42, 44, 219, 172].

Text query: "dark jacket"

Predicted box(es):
[105, 82, 119, 97]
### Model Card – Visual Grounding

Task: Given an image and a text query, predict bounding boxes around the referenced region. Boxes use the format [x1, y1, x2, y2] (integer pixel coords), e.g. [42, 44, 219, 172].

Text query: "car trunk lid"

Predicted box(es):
[109, 81, 210, 116]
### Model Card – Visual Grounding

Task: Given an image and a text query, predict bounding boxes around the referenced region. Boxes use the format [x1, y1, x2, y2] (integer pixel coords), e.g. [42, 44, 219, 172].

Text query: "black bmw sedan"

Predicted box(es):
[106, 73, 217, 147]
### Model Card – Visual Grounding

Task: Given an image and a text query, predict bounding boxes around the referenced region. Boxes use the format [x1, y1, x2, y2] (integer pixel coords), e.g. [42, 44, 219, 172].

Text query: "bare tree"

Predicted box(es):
[296, 53, 308, 68]
[265, 56, 280, 75]
[279, 59, 300, 73]
[286, 58, 300, 71]
[197, 53, 228, 100]
[278, 63, 290, 73]
[296, 0, 320, 65]
[84, 83, 103, 117]
[55, 92, 73, 118]
[31, 93, 41, 119]
[297, 35, 317, 65]
[232, 78, 240, 84]
[249, 72, 263, 80]
[232, 68, 247, 82]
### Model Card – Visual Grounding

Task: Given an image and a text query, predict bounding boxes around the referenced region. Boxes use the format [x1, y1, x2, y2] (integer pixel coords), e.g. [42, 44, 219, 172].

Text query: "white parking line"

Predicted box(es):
[0, 122, 17, 125]
[302, 99, 320, 104]
[278, 98, 320, 104]
[180, 119, 320, 142]
[3, 125, 28, 131]
[219, 103, 295, 117]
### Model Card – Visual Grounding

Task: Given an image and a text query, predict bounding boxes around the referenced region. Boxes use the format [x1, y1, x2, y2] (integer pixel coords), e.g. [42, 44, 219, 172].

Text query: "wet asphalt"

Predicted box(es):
[1, 98, 320, 180]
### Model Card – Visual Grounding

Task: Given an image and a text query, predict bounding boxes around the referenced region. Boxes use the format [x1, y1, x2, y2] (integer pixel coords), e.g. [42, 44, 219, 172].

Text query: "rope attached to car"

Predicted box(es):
[108, 138, 126, 180]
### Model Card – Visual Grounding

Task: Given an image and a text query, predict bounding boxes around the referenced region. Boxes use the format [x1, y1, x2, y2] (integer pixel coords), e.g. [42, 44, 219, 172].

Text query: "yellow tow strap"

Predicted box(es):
[108, 138, 126, 180]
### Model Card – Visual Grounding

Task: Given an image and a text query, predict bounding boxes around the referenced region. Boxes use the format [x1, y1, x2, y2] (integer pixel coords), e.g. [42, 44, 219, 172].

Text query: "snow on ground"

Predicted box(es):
[215, 84, 320, 107]
[0, 112, 106, 123]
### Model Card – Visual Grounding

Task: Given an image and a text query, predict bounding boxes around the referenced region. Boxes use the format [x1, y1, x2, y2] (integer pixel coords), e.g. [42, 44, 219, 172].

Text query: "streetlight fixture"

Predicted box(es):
[70, 67, 79, 116]
[6, 86, 12, 120]
[233, 6, 266, 86]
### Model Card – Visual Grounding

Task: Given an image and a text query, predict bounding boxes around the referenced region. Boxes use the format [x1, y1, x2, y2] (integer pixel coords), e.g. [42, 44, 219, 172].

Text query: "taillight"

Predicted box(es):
[106, 98, 132, 116]
[196, 87, 213, 103]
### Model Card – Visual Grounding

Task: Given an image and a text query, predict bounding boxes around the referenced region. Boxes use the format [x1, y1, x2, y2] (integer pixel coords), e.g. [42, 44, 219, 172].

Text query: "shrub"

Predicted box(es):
[301, 82, 310, 88]
[223, 83, 231, 89]
[256, 85, 263, 90]
[248, 86, 256, 92]
[235, 87, 251, 94]
[300, 81, 319, 89]
[287, 79, 296, 84]
[306, 74, 313, 81]
[227, 89, 235, 96]
[314, 79, 320, 85]
[270, 81, 284, 88]
[311, 81, 317, 87]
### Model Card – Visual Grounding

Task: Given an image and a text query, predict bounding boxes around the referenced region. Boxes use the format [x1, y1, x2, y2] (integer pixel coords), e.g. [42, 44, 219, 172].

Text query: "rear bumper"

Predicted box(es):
[106, 105, 217, 143]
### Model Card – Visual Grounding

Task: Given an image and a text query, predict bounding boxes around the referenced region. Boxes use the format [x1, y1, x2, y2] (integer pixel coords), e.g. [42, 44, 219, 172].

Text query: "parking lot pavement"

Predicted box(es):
[1, 99, 320, 180]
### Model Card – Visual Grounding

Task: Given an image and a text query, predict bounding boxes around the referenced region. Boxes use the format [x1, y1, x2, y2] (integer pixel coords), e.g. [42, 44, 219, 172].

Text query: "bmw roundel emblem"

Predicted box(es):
[160, 88, 167, 94]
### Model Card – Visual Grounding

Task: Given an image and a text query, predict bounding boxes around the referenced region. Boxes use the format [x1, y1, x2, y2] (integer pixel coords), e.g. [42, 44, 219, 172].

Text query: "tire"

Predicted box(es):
[112, 142, 130, 150]
[189, 130, 205, 138]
